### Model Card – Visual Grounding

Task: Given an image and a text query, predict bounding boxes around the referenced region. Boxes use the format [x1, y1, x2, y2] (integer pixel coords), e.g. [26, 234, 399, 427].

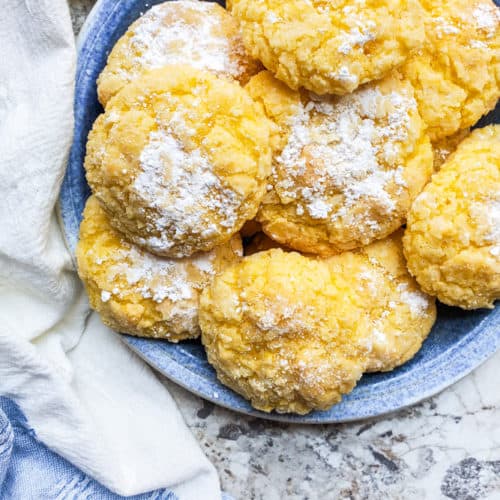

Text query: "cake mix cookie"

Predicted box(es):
[199, 249, 370, 414]
[243, 229, 436, 371]
[77, 196, 243, 341]
[247, 71, 433, 257]
[85, 66, 272, 258]
[328, 230, 436, 372]
[97, 0, 259, 106]
[401, 0, 500, 141]
[404, 125, 500, 309]
[231, 0, 425, 95]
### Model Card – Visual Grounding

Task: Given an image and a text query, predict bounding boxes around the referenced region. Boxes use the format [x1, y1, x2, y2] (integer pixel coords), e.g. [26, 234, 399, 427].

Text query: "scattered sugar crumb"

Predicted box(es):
[397, 283, 430, 317]
[125, 2, 244, 80]
[473, 3, 500, 37]
[133, 117, 241, 252]
[275, 85, 414, 232]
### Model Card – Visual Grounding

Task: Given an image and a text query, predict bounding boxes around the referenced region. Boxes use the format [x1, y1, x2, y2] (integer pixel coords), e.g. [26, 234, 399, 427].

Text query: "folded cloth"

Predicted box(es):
[0, 1, 221, 498]
[0, 397, 178, 499]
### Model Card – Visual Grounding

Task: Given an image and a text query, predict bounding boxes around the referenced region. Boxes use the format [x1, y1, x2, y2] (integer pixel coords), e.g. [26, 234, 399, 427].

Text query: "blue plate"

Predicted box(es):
[60, 0, 500, 423]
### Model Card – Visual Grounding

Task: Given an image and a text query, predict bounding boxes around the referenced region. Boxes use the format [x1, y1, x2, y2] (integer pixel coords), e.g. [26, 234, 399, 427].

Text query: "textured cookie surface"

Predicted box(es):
[231, 0, 425, 95]
[401, 0, 500, 141]
[327, 230, 436, 372]
[97, 0, 259, 106]
[404, 125, 500, 309]
[199, 249, 370, 414]
[86, 66, 272, 258]
[247, 71, 433, 256]
[242, 230, 436, 371]
[77, 196, 242, 341]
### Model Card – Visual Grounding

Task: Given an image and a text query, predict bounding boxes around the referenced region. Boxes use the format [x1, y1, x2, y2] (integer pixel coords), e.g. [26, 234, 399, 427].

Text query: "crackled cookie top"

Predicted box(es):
[199, 249, 370, 414]
[327, 230, 436, 373]
[401, 0, 500, 141]
[200, 233, 435, 414]
[404, 125, 500, 309]
[247, 71, 433, 256]
[97, 0, 259, 105]
[77, 196, 243, 341]
[231, 0, 425, 95]
[85, 66, 272, 258]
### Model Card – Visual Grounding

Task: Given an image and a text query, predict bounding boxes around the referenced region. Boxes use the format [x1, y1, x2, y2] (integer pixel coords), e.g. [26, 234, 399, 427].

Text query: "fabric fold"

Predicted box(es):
[0, 1, 221, 498]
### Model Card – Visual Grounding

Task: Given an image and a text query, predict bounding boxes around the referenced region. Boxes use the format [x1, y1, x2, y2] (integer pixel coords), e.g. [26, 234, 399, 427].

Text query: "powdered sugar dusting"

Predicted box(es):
[124, 1, 245, 79]
[473, 3, 500, 37]
[396, 283, 431, 317]
[93, 238, 223, 309]
[371, 328, 388, 345]
[338, 25, 376, 54]
[107, 244, 193, 303]
[274, 85, 413, 232]
[471, 198, 500, 257]
[318, 2, 377, 56]
[241, 295, 316, 338]
[433, 16, 461, 38]
[133, 120, 241, 254]
[330, 66, 359, 88]
[192, 252, 217, 274]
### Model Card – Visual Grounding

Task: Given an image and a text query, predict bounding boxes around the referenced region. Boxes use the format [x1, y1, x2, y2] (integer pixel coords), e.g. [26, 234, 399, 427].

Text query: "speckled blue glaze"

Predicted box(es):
[60, 0, 500, 423]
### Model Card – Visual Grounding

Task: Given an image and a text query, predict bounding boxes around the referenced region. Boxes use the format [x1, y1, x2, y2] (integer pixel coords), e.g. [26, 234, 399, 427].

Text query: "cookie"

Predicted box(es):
[404, 125, 500, 309]
[231, 0, 424, 94]
[97, 0, 259, 106]
[247, 71, 433, 256]
[401, 0, 500, 141]
[239, 219, 262, 238]
[77, 196, 243, 341]
[432, 129, 470, 170]
[244, 232, 282, 255]
[327, 230, 436, 373]
[199, 249, 369, 414]
[85, 66, 272, 258]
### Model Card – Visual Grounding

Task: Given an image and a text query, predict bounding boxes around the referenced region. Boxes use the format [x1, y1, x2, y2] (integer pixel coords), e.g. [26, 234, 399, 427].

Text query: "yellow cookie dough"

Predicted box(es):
[85, 66, 272, 258]
[327, 230, 436, 373]
[404, 125, 500, 309]
[432, 129, 470, 170]
[97, 1, 260, 106]
[247, 71, 433, 257]
[231, 0, 425, 95]
[199, 249, 370, 414]
[401, 0, 500, 141]
[77, 196, 242, 341]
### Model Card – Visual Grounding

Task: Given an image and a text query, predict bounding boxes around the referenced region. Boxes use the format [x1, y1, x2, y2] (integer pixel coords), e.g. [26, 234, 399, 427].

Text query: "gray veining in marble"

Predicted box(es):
[166, 356, 500, 500]
[68, 2, 500, 498]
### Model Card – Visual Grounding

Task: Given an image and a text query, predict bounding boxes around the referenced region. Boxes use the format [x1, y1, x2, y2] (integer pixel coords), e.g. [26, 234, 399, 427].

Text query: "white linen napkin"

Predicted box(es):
[0, 1, 221, 498]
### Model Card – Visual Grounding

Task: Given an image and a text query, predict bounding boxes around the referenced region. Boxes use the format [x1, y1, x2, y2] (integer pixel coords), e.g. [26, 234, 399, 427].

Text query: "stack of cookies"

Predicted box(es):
[78, 0, 500, 414]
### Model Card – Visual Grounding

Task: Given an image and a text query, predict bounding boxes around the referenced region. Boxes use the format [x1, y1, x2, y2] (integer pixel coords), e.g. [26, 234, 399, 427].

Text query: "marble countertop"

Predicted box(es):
[69, 2, 500, 498]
